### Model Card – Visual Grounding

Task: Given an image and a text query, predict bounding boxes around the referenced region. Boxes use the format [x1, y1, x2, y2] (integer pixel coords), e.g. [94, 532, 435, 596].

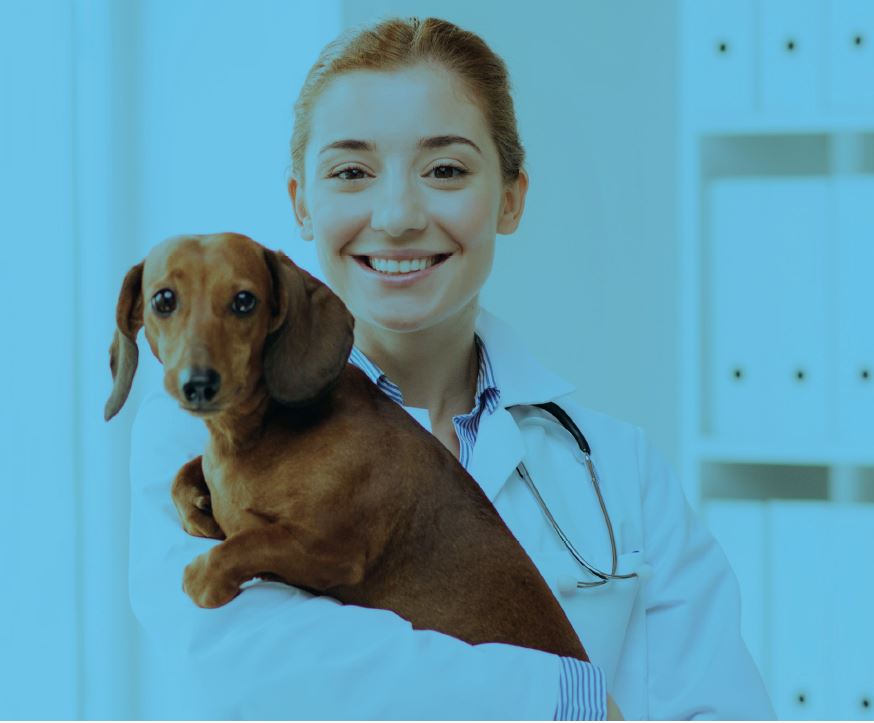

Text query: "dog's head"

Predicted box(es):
[104, 233, 354, 420]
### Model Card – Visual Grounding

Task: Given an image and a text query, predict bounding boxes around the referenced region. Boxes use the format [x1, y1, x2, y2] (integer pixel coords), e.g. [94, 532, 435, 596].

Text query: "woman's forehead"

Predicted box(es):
[308, 65, 492, 153]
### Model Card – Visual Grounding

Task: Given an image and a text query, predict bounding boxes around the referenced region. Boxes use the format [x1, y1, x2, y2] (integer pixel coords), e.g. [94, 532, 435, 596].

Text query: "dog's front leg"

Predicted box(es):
[183, 525, 366, 608]
[171, 456, 225, 540]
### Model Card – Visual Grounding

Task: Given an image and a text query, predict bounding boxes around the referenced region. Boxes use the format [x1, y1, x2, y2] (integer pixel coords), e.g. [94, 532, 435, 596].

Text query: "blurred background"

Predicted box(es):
[1, 0, 872, 718]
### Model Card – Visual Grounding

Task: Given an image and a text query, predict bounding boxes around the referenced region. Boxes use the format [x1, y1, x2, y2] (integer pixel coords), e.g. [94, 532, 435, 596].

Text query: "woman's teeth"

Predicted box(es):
[366, 256, 442, 274]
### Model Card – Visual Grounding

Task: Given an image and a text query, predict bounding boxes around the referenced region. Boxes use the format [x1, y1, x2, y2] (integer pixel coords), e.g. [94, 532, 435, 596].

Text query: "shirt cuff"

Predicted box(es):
[553, 657, 607, 720]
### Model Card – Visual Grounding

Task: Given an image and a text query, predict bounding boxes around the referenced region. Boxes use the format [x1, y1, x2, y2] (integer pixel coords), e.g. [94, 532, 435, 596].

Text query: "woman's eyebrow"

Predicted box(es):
[318, 136, 483, 157]
[318, 139, 374, 155]
[419, 135, 482, 155]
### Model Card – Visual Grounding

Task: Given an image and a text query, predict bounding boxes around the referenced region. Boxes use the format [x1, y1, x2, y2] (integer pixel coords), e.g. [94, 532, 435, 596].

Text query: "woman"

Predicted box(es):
[129, 17, 775, 719]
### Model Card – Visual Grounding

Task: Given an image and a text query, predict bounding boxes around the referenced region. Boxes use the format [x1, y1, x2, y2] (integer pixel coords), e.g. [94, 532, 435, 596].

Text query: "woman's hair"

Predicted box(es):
[290, 17, 524, 184]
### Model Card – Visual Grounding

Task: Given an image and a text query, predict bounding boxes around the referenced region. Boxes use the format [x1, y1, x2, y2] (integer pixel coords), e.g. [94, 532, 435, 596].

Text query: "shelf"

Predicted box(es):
[700, 460, 830, 501]
[697, 438, 874, 467]
[691, 114, 874, 136]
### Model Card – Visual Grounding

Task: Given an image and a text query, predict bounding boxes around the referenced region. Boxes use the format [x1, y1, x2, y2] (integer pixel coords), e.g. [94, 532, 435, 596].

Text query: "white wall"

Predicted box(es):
[0, 1, 79, 717]
[344, 0, 682, 465]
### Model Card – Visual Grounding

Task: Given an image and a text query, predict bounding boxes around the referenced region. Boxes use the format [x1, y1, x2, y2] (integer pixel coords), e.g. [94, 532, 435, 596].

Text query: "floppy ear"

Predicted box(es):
[262, 249, 354, 406]
[104, 261, 145, 421]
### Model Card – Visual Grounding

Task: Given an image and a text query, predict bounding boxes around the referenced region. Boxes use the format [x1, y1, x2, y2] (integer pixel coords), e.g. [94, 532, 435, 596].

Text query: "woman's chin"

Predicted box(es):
[350, 294, 479, 336]
[354, 302, 448, 334]
[367, 312, 437, 334]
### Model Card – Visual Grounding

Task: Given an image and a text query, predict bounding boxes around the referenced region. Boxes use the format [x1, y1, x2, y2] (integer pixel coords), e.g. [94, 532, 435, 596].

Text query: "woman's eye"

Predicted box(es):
[151, 289, 176, 315]
[331, 166, 369, 181]
[429, 164, 467, 180]
[231, 291, 257, 315]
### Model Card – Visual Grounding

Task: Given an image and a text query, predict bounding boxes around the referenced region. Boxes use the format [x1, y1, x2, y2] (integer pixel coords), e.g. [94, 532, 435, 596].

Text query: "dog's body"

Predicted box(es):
[186, 364, 584, 657]
[106, 232, 588, 661]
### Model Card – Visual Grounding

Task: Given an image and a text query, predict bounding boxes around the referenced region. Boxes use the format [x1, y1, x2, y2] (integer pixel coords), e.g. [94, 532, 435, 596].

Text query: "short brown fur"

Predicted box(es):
[107, 232, 588, 661]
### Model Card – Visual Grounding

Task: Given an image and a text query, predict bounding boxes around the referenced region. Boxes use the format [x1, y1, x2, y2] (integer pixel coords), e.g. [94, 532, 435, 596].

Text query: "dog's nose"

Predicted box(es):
[181, 368, 221, 404]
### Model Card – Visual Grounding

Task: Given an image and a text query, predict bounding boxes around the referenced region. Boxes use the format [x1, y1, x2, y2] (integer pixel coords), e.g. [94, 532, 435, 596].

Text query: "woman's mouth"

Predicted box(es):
[353, 253, 451, 285]
[358, 254, 450, 275]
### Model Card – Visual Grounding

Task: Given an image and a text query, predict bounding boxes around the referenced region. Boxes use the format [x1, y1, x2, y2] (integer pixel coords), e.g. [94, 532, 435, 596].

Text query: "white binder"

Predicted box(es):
[834, 178, 874, 449]
[827, 0, 874, 111]
[768, 501, 835, 720]
[829, 504, 874, 720]
[684, 0, 756, 116]
[759, 0, 826, 112]
[706, 179, 829, 446]
[702, 501, 769, 686]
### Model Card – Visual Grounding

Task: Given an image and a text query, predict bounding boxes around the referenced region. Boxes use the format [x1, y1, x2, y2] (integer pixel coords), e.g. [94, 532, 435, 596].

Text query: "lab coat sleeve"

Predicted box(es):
[129, 390, 565, 719]
[636, 429, 776, 720]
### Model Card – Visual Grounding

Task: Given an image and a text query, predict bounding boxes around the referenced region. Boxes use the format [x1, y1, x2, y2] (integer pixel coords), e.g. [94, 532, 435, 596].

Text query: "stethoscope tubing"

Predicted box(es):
[511, 402, 640, 588]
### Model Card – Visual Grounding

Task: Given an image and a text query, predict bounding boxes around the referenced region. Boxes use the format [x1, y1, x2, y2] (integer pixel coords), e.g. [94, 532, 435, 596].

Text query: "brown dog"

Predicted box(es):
[106, 232, 589, 661]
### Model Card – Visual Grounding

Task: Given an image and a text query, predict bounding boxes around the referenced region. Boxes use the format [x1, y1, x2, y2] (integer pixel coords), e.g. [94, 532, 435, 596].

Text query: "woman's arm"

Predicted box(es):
[635, 429, 776, 720]
[130, 391, 585, 719]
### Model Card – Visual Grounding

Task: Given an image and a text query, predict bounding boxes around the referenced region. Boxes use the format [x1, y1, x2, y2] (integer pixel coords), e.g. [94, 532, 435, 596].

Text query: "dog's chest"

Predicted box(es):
[200, 433, 319, 536]
[201, 442, 280, 534]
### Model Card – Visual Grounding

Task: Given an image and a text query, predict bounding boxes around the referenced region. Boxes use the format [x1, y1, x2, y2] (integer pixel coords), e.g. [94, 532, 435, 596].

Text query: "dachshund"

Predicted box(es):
[105, 232, 591, 664]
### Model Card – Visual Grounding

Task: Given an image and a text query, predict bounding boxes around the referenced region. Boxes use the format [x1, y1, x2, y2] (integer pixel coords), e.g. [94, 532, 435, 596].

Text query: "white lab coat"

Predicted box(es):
[129, 308, 775, 720]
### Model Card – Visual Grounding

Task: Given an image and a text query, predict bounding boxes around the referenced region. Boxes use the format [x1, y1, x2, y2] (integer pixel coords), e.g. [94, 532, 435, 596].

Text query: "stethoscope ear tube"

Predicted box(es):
[510, 403, 647, 591]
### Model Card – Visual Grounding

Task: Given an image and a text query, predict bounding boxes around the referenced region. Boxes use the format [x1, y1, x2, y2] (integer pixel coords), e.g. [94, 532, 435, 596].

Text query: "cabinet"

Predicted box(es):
[680, 1, 874, 719]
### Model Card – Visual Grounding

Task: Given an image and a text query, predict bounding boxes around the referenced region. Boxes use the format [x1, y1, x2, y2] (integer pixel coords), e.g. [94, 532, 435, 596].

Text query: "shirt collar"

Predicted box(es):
[348, 334, 500, 414]
[346, 307, 575, 411]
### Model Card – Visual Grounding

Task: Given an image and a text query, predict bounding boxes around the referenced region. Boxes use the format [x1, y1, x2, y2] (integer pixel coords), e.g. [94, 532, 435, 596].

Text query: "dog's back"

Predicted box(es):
[206, 364, 587, 660]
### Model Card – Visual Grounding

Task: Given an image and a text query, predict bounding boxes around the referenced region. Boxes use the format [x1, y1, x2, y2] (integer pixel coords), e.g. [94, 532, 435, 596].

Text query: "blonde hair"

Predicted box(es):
[290, 17, 525, 184]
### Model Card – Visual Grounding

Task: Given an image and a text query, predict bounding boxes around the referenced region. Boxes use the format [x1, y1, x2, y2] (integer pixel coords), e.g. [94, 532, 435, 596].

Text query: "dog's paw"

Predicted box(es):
[183, 553, 240, 608]
[181, 507, 225, 540]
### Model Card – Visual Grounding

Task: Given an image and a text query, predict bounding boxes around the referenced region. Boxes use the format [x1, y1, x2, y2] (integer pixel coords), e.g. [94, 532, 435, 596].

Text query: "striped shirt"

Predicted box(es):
[349, 335, 499, 468]
[348, 336, 607, 721]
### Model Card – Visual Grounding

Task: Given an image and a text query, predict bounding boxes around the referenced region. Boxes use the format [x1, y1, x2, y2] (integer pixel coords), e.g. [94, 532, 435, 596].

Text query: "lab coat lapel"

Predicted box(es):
[468, 407, 525, 502]
[470, 308, 576, 502]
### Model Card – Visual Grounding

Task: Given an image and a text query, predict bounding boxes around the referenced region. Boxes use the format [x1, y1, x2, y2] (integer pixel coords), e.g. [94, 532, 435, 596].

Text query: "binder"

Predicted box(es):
[834, 178, 874, 449]
[684, 0, 756, 116]
[759, 0, 826, 112]
[829, 504, 874, 719]
[827, 0, 874, 111]
[706, 179, 829, 446]
[702, 501, 769, 685]
[767, 501, 834, 720]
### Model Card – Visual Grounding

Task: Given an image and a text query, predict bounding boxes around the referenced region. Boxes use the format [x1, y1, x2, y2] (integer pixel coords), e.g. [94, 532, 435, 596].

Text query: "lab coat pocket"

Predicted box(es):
[554, 550, 643, 685]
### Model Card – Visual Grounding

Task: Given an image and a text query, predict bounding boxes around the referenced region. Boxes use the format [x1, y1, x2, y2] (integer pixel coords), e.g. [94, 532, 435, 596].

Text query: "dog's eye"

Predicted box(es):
[151, 289, 176, 315]
[231, 291, 257, 315]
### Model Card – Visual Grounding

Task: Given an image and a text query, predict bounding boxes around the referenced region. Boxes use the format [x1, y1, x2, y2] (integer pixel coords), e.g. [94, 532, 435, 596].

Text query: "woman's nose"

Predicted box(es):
[369, 174, 427, 238]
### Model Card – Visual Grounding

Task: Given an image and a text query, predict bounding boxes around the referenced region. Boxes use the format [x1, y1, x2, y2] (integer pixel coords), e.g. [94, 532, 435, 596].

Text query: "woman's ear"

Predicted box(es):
[104, 261, 145, 421]
[497, 169, 529, 235]
[288, 176, 314, 241]
[262, 249, 354, 406]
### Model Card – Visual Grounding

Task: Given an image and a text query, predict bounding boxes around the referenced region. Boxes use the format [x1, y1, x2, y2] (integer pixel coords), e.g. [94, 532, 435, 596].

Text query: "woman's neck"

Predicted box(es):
[353, 303, 480, 423]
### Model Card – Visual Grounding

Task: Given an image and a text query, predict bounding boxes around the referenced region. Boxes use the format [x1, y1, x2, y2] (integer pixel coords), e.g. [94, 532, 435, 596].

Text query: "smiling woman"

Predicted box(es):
[127, 14, 774, 721]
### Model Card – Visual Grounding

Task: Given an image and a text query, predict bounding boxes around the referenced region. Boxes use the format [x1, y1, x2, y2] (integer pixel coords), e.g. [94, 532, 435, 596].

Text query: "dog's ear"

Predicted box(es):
[104, 261, 145, 421]
[262, 249, 354, 405]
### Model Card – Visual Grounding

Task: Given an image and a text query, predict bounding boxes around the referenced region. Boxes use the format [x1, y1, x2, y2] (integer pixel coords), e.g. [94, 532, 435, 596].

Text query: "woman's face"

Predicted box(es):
[289, 63, 526, 334]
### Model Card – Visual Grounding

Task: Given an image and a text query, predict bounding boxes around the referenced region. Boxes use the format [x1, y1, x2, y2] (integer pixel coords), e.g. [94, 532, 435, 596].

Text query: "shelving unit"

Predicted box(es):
[679, 1, 874, 719]
[681, 130, 874, 507]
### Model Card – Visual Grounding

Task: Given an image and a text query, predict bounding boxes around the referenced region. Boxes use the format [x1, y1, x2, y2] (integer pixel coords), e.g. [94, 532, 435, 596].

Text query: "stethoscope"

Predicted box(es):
[509, 402, 652, 594]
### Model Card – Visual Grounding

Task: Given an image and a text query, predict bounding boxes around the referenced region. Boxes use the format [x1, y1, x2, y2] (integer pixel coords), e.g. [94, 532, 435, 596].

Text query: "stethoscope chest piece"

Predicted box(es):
[556, 574, 582, 596]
